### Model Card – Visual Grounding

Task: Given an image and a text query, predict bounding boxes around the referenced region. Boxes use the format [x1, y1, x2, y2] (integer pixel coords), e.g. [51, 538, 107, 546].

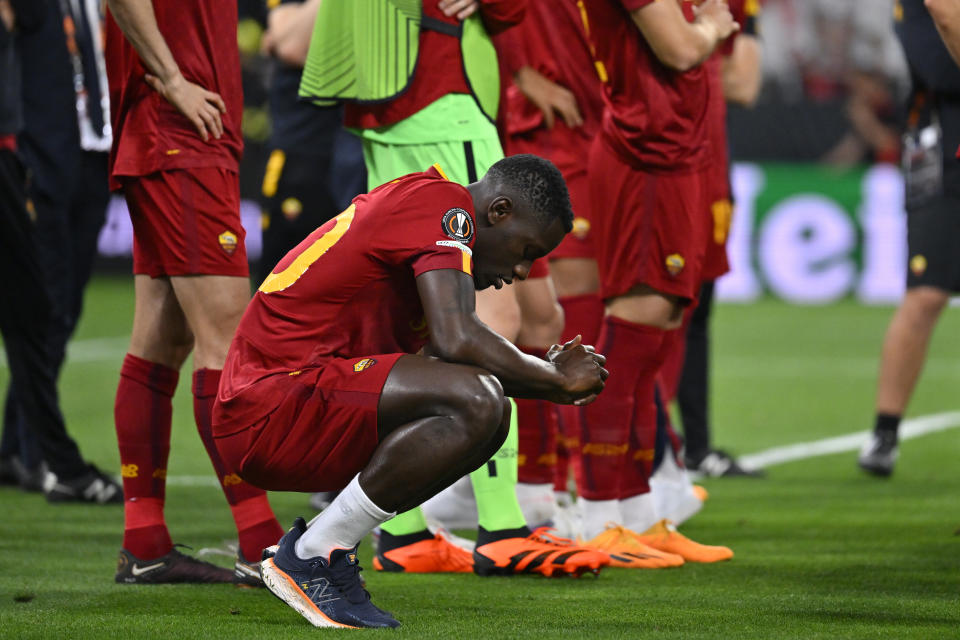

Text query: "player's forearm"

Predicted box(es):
[632, 6, 719, 72]
[106, 0, 180, 82]
[722, 35, 761, 106]
[429, 318, 566, 399]
[266, 0, 319, 67]
[927, 0, 960, 69]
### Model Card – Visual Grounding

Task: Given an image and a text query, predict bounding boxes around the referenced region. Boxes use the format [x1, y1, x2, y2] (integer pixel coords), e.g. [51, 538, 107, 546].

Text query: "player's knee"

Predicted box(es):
[458, 372, 505, 444]
[904, 286, 949, 319]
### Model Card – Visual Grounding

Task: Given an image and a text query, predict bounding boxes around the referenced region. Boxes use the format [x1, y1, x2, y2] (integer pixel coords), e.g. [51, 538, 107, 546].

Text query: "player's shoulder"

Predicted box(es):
[370, 164, 474, 212]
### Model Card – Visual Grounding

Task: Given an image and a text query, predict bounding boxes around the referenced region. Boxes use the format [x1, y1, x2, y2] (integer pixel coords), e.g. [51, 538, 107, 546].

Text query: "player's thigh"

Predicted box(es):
[550, 257, 600, 298]
[129, 274, 193, 367]
[378, 354, 506, 438]
[606, 284, 684, 329]
[169, 274, 250, 368]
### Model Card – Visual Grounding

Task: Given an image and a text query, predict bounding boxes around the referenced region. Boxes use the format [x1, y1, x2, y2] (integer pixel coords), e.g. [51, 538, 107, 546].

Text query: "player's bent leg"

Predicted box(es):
[169, 274, 250, 370]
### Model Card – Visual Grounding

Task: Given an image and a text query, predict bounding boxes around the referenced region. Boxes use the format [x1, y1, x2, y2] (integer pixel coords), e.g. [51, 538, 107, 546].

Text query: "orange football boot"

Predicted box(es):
[373, 533, 473, 573]
[473, 527, 610, 577]
[582, 524, 684, 568]
[630, 519, 733, 563]
[692, 485, 709, 502]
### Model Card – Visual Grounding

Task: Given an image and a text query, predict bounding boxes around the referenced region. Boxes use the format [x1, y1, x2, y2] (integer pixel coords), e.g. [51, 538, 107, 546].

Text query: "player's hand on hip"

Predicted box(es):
[514, 66, 584, 129]
[438, 0, 478, 21]
[547, 336, 608, 406]
[144, 72, 226, 142]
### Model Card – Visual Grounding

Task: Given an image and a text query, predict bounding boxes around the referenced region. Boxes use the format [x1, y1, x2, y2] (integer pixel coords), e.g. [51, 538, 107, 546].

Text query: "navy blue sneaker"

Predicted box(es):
[260, 518, 399, 629]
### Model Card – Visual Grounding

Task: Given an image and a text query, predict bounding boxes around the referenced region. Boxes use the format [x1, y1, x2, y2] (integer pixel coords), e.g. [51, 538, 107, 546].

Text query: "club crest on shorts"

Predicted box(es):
[281, 197, 303, 221]
[910, 254, 927, 276]
[218, 230, 238, 255]
[441, 207, 474, 242]
[572, 216, 591, 239]
[354, 358, 377, 372]
[665, 253, 685, 276]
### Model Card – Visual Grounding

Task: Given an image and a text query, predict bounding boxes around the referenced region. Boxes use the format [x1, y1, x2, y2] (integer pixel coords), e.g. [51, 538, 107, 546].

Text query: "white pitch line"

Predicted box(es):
[160, 411, 960, 489]
[738, 410, 960, 469]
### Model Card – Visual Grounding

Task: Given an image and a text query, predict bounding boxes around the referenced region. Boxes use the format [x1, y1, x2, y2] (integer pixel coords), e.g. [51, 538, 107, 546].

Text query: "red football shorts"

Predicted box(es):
[122, 167, 249, 278]
[587, 137, 709, 302]
[701, 160, 732, 281]
[212, 353, 404, 492]
[528, 258, 550, 280]
[507, 129, 594, 261]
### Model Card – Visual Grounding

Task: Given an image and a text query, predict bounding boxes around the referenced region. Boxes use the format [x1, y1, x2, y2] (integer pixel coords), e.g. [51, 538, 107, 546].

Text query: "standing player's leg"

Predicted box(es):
[513, 270, 565, 528]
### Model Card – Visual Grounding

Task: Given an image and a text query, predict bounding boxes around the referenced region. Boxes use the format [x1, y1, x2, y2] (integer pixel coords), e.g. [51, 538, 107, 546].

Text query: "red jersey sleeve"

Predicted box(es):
[373, 172, 477, 278]
[720, 0, 761, 57]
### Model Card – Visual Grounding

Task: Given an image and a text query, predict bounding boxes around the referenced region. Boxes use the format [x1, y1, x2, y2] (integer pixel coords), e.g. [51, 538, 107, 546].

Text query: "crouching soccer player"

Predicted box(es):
[211, 155, 609, 629]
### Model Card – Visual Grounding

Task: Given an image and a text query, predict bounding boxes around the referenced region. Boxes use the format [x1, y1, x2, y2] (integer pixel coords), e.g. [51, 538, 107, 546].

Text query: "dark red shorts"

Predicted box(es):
[212, 353, 404, 492]
[701, 161, 732, 281]
[528, 258, 550, 280]
[122, 167, 249, 277]
[507, 131, 594, 261]
[587, 137, 709, 302]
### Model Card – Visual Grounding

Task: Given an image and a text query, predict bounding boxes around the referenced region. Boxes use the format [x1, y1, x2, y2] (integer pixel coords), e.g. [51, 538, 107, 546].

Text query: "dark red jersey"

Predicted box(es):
[582, 0, 712, 173]
[218, 166, 476, 424]
[344, 0, 525, 130]
[494, 0, 604, 142]
[104, 0, 243, 190]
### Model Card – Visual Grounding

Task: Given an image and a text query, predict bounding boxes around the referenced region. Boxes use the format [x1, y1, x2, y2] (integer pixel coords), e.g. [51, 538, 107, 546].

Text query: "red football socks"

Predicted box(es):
[579, 316, 666, 501]
[115, 354, 177, 560]
[515, 347, 559, 485]
[558, 293, 604, 346]
[193, 368, 283, 561]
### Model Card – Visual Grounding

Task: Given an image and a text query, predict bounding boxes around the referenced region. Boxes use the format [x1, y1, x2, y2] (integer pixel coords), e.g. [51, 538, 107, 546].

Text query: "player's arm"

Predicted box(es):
[722, 33, 761, 106]
[416, 268, 607, 405]
[926, 0, 960, 69]
[260, 0, 320, 68]
[106, 0, 226, 141]
[630, 0, 738, 72]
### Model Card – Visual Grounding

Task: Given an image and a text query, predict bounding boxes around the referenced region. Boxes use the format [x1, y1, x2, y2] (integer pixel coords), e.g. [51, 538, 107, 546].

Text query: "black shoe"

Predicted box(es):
[116, 545, 236, 584]
[0, 456, 46, 492]
[685, 450, 764, 478]
[43, 464, 123, 504]
[858, 430, 898, 477]
[260, 517, 399, 628]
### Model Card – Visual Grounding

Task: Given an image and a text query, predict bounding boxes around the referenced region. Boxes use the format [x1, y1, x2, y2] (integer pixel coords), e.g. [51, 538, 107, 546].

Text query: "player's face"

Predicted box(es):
[472, 207, 565, 290]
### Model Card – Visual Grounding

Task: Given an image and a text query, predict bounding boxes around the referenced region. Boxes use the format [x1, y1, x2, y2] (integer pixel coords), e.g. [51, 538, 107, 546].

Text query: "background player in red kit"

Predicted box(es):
[104, 0, 283, 584]
[212, 155, 610, 629]
[494, 0, 607, 532]
[576, 0, 738, 560]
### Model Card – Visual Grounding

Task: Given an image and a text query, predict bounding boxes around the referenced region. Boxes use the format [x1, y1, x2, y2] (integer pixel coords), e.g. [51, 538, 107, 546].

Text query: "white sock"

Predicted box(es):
[515, 482, 557, 527]
[620, 492, 658, 533]
[295, 474, 395, 560]
[578, 497, 621, 540]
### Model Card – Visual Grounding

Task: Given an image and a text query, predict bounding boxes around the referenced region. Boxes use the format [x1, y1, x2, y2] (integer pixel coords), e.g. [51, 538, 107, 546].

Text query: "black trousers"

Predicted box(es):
[0, 149, 88, 479]
[676, 279, 715, 460]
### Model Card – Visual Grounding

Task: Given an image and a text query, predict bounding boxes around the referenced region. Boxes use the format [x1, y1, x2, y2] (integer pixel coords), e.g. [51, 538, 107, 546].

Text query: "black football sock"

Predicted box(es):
[874, 413, 901, 439]
[377, 527, 434, 553]
[475, 524, 531, 547]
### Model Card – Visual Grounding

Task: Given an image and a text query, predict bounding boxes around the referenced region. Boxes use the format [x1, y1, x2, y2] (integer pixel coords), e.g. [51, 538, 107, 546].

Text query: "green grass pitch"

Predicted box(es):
[1, 276, 958, 639]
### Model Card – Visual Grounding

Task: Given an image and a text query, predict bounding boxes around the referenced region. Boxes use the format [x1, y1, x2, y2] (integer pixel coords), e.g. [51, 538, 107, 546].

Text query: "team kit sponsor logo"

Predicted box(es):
[441, 207, 474, 242]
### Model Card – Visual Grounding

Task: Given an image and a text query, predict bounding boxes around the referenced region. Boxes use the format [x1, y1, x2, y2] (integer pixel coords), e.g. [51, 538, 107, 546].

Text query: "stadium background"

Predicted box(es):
[2, 1, 958, 637]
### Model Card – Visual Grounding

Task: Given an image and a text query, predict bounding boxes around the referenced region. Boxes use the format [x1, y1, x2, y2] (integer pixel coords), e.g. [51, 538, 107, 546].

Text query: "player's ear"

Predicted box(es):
[487, 195, 513, 225]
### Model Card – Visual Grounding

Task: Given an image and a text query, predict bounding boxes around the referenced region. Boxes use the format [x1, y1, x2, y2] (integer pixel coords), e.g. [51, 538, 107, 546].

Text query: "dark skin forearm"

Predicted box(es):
[416, 269, 603, 404]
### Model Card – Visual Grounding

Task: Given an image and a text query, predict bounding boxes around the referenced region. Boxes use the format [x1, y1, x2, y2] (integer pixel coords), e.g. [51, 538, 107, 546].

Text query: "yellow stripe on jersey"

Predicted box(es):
[259, 204, 356, 293]
[432, 163, 450, 181]
[262, 149, 286, 197]
[462, 251, 472, 275]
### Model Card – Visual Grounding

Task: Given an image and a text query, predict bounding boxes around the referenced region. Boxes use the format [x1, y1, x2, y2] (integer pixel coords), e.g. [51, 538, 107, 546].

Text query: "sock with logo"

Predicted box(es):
[579, 317, 665, 509]
[515, 347, 559, 486]
[297, 474, 395, 560]
[193, 368, 284, 561]
[115, 354, 177, 560]
[470, 398, 527, 533]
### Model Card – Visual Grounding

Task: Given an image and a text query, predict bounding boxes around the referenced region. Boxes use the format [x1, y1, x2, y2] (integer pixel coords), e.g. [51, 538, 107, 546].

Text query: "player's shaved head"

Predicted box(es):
[483, 154, 574, 233]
